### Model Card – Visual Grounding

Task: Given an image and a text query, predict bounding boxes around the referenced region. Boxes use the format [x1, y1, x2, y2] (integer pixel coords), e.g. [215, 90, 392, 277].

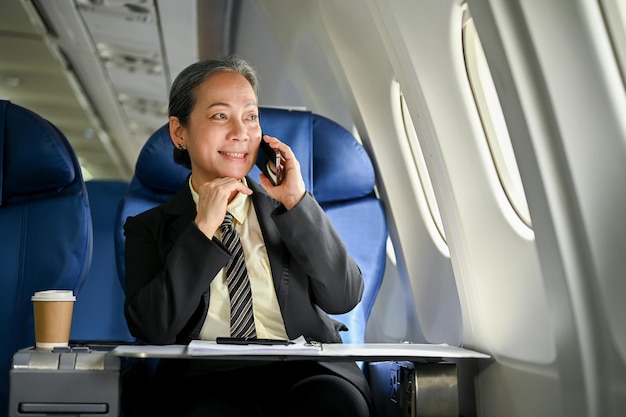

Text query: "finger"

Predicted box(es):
[200, 177, 252, 195]
[262, 135, 286, 152]
[258, 173, 274, 190]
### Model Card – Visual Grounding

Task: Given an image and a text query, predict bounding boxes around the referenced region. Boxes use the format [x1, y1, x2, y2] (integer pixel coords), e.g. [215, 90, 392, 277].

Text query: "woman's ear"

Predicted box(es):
[169, 116, 185, 149]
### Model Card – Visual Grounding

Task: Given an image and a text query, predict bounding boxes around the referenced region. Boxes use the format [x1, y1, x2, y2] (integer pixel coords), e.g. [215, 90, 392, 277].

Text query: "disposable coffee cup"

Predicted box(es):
[31, 290, 76, 349]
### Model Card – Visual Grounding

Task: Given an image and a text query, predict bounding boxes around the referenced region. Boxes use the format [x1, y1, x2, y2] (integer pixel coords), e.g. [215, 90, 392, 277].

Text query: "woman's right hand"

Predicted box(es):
[194, 177, 252, 238]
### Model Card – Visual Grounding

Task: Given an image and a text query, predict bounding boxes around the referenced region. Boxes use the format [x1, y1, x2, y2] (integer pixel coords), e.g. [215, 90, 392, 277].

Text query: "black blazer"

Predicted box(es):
[123, 177, 370, 400]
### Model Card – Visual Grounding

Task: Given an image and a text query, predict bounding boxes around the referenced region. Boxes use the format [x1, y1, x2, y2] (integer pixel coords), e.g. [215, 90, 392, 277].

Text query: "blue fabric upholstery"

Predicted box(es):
[309, 114, 386, 343]
[115, 108, 386, 344]
[71, 180, 134, 343]
[0, 100, 91, 414]
[312, 114, 376, 204]
[114, 123, 190, 286]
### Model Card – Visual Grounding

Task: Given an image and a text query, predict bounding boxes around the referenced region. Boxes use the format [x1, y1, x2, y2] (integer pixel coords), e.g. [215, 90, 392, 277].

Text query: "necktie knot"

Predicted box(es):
[221, 212, 234, 231]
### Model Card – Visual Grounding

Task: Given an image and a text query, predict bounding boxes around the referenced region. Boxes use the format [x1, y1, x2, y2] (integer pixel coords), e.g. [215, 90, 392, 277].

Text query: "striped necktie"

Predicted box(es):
[220, 212, 257, 338]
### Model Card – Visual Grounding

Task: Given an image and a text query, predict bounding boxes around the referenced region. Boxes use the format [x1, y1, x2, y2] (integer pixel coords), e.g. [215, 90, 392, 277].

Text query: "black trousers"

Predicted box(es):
[146, 359, 372, 417]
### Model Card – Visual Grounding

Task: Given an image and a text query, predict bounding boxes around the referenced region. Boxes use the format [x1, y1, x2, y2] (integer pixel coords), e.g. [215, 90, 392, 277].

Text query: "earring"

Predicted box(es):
[177, 143, 186, 150]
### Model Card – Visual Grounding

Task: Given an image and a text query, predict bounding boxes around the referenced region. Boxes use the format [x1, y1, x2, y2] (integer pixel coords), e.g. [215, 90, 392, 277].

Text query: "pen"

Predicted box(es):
[215, 337, 294, 346]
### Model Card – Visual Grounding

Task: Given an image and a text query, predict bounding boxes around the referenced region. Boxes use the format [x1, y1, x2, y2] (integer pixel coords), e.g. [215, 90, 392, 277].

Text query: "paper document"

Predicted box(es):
[188, 336, 321, 356]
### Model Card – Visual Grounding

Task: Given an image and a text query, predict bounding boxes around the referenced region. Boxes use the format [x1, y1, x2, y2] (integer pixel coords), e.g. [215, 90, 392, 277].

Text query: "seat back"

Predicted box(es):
[71, 180, 134, 343]
[0, 100, 92, 414]
[115, 108, 386, 343]
[310, 114, 387, 343]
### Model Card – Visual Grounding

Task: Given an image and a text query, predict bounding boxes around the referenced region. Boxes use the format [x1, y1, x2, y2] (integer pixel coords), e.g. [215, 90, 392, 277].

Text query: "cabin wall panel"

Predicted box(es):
[374, 0, 555, 360]
[316, 0, 431, 344]
[516, 0, 626, 413]
[471, 0, 626, 415]
[235, 1, 306, 110]
[520, 0, 626, 369]
[237, 0, 355, 131]
[230, 0, 623, 415]
[372, 0, 565, 416]
[317, 0, 467, 345]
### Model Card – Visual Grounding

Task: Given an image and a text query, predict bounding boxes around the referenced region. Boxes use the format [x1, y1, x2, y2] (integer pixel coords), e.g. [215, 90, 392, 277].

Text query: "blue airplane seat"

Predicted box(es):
[115, 108, 386, 345]
[71, 179, 134, 343]
[310, 114, 387, 344]
[0, 100, 92, 415]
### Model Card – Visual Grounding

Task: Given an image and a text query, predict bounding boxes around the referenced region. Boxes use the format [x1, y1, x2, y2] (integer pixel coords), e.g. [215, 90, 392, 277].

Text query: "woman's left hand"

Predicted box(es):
[258, 135, 306, 210]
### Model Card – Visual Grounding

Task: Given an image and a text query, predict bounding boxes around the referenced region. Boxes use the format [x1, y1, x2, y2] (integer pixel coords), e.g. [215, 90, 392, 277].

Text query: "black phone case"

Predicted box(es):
[258, 138, 282, 185]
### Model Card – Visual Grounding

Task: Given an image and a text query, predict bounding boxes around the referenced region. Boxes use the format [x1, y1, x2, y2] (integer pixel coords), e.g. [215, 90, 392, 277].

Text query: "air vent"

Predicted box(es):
[97, 43, 162, 74]
[77, 1, 159, 52]
[118, 94, 167, 117]
[76, 0, 153, 22]
[75, 0, 168, 144]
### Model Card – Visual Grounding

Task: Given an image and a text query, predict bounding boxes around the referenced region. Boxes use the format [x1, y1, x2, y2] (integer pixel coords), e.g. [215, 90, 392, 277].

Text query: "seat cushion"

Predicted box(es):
[325, 198, 387, 343]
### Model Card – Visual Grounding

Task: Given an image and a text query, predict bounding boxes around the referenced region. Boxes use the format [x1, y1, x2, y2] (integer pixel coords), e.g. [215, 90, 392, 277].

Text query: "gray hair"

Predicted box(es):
[169, 55, 258, 168]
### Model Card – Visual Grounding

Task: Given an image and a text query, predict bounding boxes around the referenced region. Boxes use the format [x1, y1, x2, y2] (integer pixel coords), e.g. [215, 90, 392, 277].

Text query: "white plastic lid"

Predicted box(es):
[31, 290, 76, 302]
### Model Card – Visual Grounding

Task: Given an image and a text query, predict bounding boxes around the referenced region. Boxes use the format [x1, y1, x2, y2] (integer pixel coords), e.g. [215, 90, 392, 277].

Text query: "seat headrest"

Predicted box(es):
[133, 123, 190, 195]
[312, 114, 375, 204]
[0, 100, 77, 206]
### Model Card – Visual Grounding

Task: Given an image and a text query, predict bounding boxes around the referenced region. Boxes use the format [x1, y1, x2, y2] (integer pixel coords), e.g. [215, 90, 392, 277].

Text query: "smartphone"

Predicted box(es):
[259, 137, 283, 185]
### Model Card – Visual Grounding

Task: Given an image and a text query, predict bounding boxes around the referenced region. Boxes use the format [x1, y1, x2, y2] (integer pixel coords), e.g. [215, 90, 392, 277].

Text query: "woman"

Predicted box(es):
[123, 55, 373, 416]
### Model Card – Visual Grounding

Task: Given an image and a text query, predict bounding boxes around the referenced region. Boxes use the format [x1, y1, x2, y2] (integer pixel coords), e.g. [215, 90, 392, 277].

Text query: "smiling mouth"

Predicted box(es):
[220, 151, 246, 159]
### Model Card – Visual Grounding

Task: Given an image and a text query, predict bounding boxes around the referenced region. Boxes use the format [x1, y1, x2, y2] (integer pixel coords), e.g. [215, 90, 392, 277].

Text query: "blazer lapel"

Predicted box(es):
[164, 184, 197, 243]
[247, 179, 289, 299]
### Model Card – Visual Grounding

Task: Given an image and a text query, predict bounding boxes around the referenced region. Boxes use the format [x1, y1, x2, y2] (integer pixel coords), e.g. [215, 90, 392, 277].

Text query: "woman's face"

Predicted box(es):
[173, 71, 261, 184]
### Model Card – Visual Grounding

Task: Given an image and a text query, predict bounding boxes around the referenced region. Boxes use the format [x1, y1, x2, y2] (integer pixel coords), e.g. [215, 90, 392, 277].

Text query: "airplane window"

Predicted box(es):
[462, 11, 533, 228]
[393, 81, 448, 250]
